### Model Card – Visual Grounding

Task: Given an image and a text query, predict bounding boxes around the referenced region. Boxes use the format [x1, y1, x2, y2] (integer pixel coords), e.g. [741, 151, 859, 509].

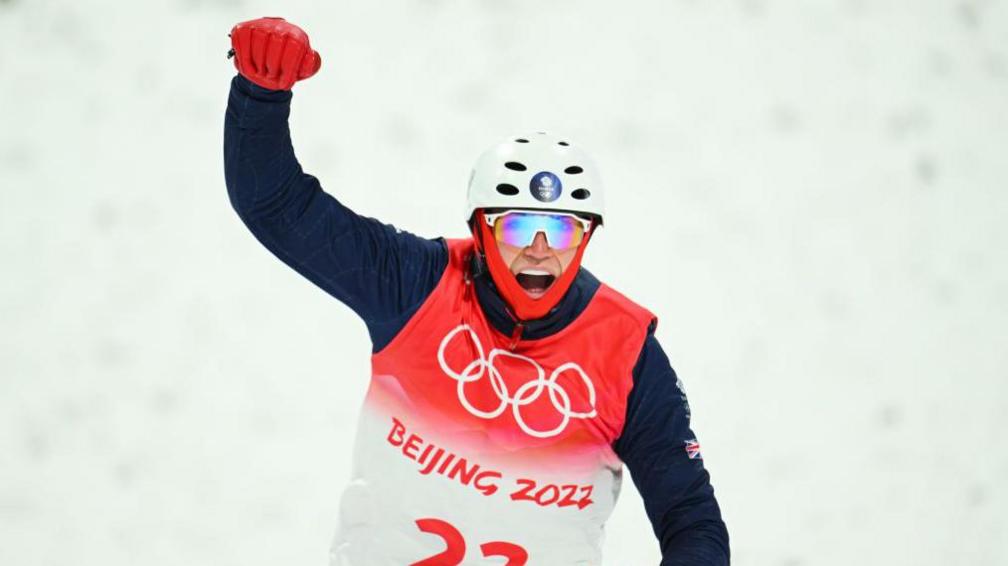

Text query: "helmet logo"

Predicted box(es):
[530, 172, 562, 202]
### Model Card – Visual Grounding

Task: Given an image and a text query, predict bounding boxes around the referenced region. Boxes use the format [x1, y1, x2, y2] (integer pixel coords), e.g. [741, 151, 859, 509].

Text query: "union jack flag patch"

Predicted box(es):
[684, 439, 702, 460]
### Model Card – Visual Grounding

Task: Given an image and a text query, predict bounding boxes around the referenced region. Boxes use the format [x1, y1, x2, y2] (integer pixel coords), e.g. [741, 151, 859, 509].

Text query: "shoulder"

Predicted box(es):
[586, 274, 657, 332]
[432, 238, 475, 293]
[444, 238, 476, 267]
[575, 273, 659, 378]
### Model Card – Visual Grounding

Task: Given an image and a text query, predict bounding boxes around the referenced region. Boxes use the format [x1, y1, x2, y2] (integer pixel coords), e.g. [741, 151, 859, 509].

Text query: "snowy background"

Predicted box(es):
[2, 0, 1006, 564]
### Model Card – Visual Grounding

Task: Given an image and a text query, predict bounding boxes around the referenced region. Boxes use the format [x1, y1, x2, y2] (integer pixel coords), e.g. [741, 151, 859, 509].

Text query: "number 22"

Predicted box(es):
[411, 518, 528, 566]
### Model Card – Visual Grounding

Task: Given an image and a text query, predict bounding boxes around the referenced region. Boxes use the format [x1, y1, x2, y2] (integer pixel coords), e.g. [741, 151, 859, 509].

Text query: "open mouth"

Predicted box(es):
[515, 269, 556, 296]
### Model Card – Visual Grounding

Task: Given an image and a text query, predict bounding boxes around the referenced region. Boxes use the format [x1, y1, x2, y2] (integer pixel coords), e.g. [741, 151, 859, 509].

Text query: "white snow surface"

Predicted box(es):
[2, 0, 1006, 565]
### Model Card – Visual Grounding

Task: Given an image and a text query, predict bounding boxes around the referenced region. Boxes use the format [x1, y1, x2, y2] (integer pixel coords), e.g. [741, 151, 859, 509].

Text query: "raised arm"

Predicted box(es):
[614, 332, 730, 565]
[223, 18, 447, 351]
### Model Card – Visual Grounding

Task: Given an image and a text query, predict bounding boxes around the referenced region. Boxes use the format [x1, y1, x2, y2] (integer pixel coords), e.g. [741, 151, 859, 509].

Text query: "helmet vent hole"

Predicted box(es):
[504, 161, 527, 172]
[496, 183, 520, 196]
[571, 188, 591, 200]
[558, 141, 570, 146]
[565, 166, 584, 175]
[515, 138, 529, 143]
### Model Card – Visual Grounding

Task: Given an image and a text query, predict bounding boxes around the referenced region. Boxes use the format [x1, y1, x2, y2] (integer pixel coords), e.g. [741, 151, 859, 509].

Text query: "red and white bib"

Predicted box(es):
[331, 239, 655, 566]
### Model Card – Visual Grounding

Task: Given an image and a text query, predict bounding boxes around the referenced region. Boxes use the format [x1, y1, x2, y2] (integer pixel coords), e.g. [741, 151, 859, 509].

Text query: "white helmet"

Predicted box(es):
[465, 131, 605, 224]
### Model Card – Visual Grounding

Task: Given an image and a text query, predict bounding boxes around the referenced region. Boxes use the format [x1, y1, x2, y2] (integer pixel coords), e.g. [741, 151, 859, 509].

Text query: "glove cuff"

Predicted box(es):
[232, 74, 294, 101]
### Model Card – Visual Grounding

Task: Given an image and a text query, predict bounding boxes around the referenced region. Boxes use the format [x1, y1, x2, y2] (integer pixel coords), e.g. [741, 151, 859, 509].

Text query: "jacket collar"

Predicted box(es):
[469, 254, 600, 341]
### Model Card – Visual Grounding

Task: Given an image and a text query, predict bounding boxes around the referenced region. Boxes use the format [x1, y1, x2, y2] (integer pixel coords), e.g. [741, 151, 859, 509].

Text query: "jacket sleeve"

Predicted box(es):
[223, 74, 447, 351]
[613, 331, 730, 565]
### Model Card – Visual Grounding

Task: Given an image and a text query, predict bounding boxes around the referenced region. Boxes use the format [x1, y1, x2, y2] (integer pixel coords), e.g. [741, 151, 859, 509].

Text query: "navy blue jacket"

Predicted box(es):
[223, 74, 729, 565]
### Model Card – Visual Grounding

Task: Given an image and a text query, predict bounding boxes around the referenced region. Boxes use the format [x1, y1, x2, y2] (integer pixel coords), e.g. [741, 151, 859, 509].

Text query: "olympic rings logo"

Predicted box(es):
[436, 324, 597, 439]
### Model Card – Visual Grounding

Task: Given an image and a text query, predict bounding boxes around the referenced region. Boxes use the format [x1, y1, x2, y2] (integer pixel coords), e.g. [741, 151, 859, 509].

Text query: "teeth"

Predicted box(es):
[520, 269, 552, 276]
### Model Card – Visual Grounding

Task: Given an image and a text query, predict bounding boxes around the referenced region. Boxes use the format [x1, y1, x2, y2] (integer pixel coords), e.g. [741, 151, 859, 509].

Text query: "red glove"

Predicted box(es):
[228, 17, 321, 91]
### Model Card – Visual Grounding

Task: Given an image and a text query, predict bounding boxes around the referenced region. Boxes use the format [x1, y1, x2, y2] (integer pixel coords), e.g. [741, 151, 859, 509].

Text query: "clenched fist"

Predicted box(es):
[228, 17, 321, 91]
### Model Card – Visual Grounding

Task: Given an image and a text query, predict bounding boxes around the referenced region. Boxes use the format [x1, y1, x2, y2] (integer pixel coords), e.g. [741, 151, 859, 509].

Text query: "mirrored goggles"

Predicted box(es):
[484, 210, 592, 250]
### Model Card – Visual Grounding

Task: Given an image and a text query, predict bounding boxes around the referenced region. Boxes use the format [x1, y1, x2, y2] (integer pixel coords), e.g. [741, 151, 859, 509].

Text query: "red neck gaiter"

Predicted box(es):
[472, 211, 593, 322]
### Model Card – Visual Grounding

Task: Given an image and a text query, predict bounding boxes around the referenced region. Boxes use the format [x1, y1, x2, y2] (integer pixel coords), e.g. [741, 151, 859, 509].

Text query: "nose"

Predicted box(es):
[524, 231, 552, 259]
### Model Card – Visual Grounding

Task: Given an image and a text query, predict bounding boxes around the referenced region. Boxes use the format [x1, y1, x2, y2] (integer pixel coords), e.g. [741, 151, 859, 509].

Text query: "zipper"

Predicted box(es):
[508, 321, 524, 351]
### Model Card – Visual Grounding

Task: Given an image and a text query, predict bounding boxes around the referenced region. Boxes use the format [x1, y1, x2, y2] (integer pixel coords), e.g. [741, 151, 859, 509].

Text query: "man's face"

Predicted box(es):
[496, 231, 580, 298]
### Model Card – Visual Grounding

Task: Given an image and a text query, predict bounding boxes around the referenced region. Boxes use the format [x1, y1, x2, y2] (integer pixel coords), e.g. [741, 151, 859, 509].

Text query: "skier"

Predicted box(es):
[224, 17, 729, 566]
